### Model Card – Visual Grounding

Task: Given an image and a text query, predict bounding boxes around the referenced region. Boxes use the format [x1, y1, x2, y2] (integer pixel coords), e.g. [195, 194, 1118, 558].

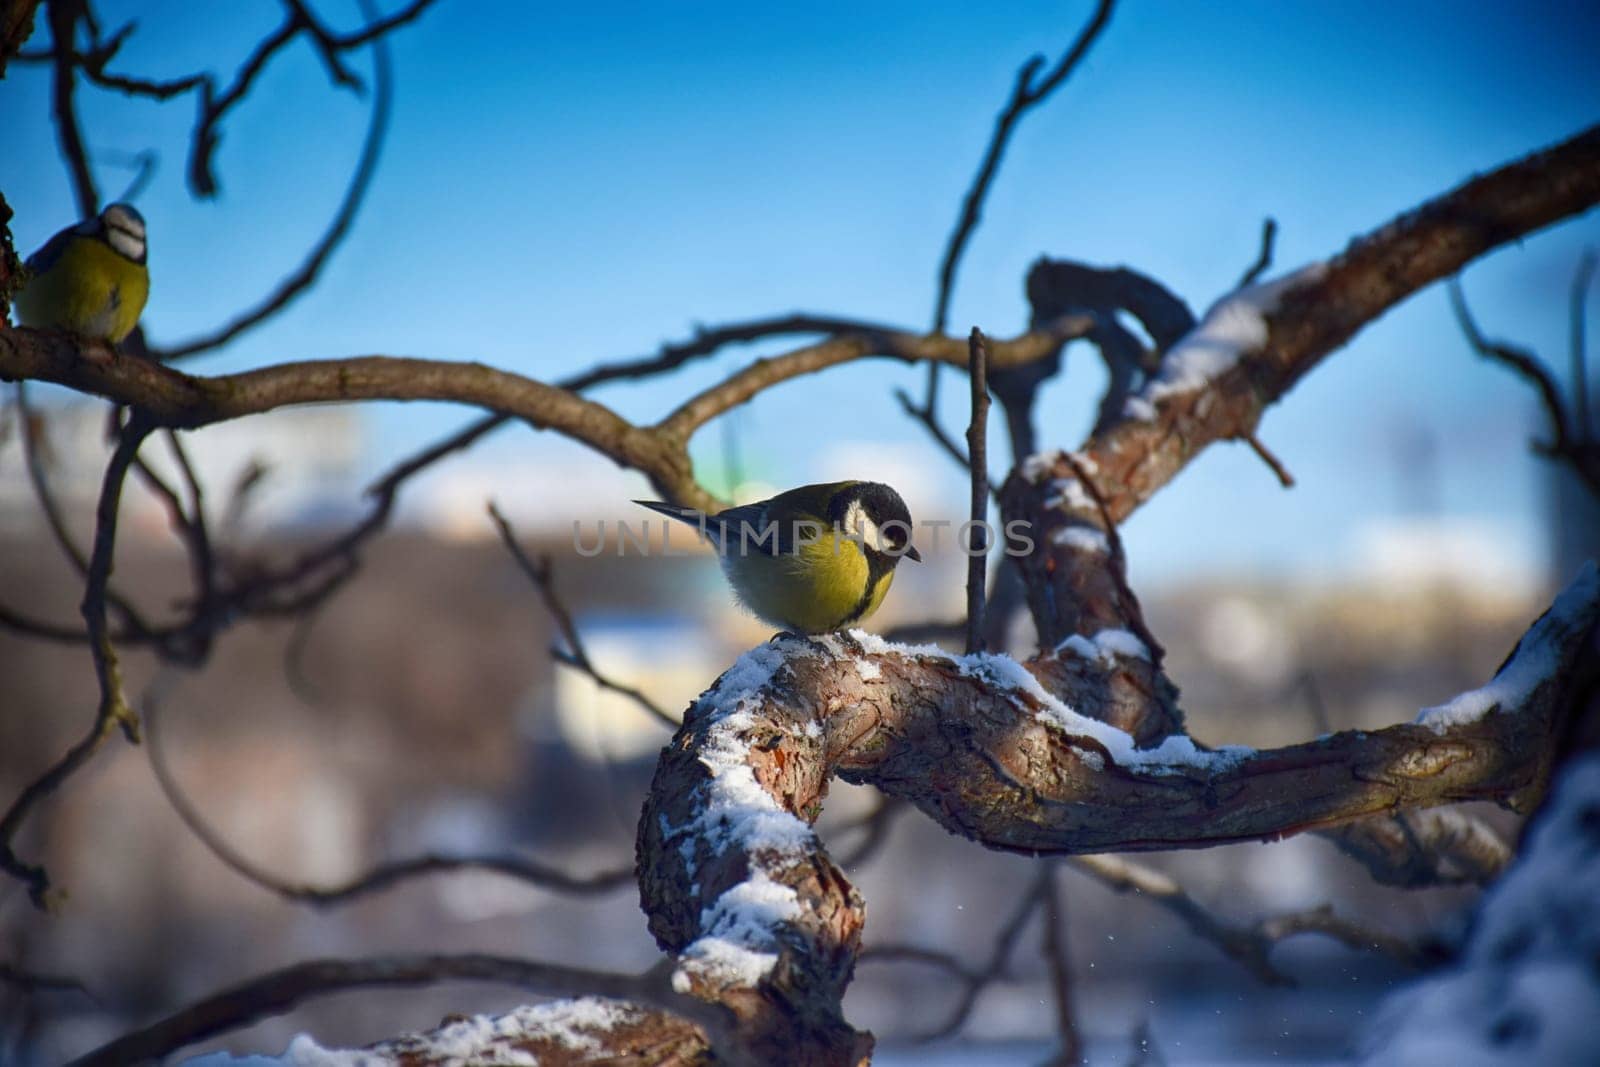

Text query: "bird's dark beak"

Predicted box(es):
[904, 544, 922, 563]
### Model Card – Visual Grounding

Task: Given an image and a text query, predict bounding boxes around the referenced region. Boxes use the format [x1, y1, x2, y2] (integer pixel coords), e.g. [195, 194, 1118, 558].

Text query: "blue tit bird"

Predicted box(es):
[12, 203, 149, 344]
[636, 481, 921, 634]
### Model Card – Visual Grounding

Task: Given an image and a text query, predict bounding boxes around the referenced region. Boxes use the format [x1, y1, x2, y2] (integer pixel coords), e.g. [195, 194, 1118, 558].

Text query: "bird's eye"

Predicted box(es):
[880, 520, 911, 549]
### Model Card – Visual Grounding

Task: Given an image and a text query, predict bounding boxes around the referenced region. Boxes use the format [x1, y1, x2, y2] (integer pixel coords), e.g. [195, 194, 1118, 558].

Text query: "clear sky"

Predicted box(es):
[3, 1, 1598, 587]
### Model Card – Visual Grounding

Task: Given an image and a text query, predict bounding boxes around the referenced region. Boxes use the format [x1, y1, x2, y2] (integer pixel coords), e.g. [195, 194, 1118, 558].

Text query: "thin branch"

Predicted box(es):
[0, 411, 151, 907]
[1449, 277, 1571, 447]
[1236, 216, 1278, 289]
[0, 962, 91, 1000]
[487, 503, 678, 729]
[965, 327, 991, 654]
[931, 0, 1115, 332]
[1039, 867, 1082, 1067]
[1572, 248, 1596, 437]
[1066, 853, 1429, 986]
[894, 385, 971, 468]
[47, 0, 98, 217]
[143, 689, 632, 904]
[864, 864, 1057, 1044]
[66, 954, 722, 1067]
[832, 794, 905, 869]
[1241, 429, 1295, 488]
[149, 0, 397, 358]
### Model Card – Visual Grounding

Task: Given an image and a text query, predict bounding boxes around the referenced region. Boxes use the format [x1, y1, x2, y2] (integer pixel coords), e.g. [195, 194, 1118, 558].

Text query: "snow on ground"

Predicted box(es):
[1359, 753, 1600, 1065]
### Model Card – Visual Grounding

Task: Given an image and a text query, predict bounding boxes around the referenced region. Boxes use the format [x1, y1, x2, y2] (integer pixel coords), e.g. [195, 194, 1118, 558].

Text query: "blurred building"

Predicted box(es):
[0, 399, 363, 539]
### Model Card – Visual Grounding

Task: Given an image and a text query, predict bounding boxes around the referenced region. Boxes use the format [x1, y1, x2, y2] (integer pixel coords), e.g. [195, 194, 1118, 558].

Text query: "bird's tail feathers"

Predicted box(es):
[632, 500, 724, 548]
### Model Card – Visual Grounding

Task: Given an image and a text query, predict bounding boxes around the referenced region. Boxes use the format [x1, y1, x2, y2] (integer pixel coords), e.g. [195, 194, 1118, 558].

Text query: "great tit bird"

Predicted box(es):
[636, 481, 921, 634]
[13, 203, 149, 344]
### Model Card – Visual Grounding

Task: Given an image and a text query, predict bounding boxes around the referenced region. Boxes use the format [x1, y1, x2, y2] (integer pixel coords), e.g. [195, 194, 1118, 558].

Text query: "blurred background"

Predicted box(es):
[2, 1, 1598, 1063]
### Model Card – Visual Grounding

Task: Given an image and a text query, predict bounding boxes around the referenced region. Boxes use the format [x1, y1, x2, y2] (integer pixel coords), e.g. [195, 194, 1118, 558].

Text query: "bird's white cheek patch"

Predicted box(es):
[841, 501, 882, 551]
[107, 229, 145, 261]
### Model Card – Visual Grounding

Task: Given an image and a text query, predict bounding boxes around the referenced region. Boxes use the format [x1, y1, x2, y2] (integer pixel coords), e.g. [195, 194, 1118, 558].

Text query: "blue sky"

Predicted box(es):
[3, 1, 1598, 586]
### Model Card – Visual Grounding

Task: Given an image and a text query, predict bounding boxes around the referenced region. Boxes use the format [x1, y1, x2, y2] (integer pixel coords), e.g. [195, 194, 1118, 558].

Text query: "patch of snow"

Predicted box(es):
[663, 642, 817, 991]
[1416, 562, 1599, 733]
[1020, 451, 1063, 483]
[851, 633, 1251, 773]
[1121, 395, 1156, 421]
[1092, 629, 1151, 662]
[855, 658, 882, 682]
[1051, 525, 1109, 554]
[957, 651, 1252, 774]
[676, 869, 803, 991]
[1042, 478, 1096, 514]
[1127, 261, 1328, 415]
[1360, 754, 1600, 1065]
[1056, 628, 1150, 665]
[283, 1037, 383, 1067]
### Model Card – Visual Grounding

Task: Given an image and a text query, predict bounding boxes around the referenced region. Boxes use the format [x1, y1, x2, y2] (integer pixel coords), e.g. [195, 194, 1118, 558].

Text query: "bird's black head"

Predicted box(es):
[829, 482, 921, 562]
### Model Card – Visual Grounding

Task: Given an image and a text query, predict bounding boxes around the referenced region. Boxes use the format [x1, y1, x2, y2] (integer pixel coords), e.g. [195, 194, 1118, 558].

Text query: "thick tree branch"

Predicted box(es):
[1072, 123, 1598, 523]
[628, 566, 1596, 1062]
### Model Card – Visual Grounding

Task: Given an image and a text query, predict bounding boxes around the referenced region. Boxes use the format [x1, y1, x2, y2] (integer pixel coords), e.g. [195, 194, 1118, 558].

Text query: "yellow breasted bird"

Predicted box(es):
[636, 481, 921, 634]
[13, 203, 149, 344]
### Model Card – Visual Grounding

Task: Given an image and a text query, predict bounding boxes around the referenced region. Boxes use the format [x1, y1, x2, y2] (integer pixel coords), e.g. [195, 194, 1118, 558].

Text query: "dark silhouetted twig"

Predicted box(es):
[0, 412, 152, 907]
[1236, 216, 1278, 289]
[143, 687, 633, 904]
[66, 953, 721, 1067]
[965, 327, 991, 654]
[488, 503, 679, 729]
[1241, 429, 1295, 488]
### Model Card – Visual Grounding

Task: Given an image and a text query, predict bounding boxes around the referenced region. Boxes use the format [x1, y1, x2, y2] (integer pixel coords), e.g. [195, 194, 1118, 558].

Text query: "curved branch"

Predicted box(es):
[145, 694, 633, 904]
[66, 954, 720, 1067]
[628, 567, 1595, 1060]
[148, 0, 396, 358]
[1067, 122, 1600, 528]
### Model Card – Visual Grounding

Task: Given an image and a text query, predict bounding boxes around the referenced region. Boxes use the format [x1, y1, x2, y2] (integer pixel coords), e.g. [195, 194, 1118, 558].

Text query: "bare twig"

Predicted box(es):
[1450, 277, 1571, 448]
[143, 689, 633, 904]
[149, 0, 398, 359]
[832, 794, 906, 869]
[1039, 867, 1082, 1067]
[47, 0, 98, 217]
[1571, 249, 1595, 437]
[917, 0, 1115, 473]
[1066, 854, 1429, 986]
[66, 953, 722, 1067]
[1451, 273, 1600, 497]
[966, 327, 992, 653]
[1241, 429, 1295, 488]
[0, 962, 91, 1000]
[894, 385, 971, 468]
[865, 863, 1057, 1043]
[1236, 216, 1278, 289]
[0, 412, 152, 907]
[487, 503, 678, 729]
[932, 0, 1115, 333]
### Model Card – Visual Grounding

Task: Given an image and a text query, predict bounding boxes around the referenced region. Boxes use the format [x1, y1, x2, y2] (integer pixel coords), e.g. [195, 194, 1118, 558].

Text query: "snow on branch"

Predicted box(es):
[623, 567, 1598, 1063]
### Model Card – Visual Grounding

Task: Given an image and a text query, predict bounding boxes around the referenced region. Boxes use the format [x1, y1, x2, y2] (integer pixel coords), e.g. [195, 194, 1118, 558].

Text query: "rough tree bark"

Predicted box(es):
[5, 43, 1598, 1067]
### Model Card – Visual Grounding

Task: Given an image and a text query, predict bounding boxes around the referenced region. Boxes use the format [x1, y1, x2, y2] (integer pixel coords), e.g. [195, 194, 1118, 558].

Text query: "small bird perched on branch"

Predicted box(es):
[636, 481, 921, 634]
[12, 203, 149, 345]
